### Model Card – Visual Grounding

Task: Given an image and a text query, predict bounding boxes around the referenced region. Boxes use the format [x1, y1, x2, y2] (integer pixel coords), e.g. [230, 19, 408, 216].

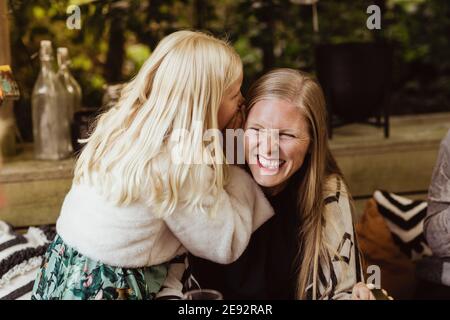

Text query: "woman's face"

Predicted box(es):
[245, 98, 311, 190]
[218, 73, 244, 130]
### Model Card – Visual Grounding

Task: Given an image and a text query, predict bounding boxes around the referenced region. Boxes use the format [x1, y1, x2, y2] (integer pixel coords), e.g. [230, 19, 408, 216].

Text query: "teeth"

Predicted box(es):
[258, 155, 284, 169]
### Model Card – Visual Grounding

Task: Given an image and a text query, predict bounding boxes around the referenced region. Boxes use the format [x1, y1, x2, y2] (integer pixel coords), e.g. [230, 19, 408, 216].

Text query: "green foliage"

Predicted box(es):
[7, 0, 450, 140]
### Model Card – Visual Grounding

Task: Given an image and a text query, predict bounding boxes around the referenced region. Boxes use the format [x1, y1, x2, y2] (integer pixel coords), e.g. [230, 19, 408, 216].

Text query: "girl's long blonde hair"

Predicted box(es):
[247, 68, 344, 299]
[74, 30, 242, 217]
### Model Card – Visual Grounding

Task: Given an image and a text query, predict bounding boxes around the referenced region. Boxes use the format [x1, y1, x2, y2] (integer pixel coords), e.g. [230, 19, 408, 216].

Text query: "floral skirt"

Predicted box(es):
[31, 234, 192, 300]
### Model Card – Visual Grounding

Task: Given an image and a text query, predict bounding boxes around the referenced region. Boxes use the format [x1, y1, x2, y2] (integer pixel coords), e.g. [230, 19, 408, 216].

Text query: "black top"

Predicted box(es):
[189, 168, 303, 300]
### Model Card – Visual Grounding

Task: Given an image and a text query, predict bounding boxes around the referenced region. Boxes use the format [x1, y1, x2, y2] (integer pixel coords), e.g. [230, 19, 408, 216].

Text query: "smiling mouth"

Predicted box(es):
[257, 155, 286, 170]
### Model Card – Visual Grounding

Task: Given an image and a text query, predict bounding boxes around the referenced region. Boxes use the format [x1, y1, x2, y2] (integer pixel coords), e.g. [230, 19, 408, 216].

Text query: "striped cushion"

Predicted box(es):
[373, 190, 432, 261]
[0, 221, 54, 300]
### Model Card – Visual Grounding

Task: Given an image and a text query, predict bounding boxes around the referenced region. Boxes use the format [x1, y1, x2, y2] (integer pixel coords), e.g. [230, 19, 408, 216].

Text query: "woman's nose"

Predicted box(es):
[258, 129, 280, 158]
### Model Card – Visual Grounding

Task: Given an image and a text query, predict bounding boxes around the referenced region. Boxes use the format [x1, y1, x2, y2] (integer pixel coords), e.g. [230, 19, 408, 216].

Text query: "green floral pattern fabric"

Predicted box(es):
[31, 234, 169, 300]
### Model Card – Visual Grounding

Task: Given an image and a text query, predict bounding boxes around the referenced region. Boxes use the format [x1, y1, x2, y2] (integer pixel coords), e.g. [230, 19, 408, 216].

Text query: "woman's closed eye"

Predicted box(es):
[247, 128, 295, 137]
[232, 91, 242, 101]
[280, 133, 296, 138]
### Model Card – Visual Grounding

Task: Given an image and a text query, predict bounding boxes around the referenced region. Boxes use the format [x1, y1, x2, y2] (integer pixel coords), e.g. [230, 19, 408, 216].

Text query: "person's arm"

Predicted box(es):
[321, 179, 364, 300]
[424, 130, 450, 258]
[164, 165, 274, 264]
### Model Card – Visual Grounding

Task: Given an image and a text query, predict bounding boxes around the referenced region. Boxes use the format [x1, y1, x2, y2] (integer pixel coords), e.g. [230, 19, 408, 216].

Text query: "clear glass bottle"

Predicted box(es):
[31, 40, 72, 160]
[57, 47, 82, 122]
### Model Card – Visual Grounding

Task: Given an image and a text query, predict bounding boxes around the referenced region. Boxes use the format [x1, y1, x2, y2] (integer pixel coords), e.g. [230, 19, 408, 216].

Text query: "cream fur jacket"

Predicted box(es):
[56, 166, 274, 268]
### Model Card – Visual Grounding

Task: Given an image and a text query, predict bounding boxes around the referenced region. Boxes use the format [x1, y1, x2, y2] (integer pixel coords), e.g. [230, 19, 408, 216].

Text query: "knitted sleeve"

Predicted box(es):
[424, 129, 450, 258]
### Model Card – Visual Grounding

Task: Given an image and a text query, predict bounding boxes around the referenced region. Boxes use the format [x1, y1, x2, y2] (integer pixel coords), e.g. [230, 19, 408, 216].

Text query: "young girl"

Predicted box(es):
[31, 30, 274, 300]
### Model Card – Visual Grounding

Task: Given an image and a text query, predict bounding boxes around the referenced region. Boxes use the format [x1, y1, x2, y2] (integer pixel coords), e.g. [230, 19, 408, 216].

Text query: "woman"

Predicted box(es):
[191, 68, 372, 300]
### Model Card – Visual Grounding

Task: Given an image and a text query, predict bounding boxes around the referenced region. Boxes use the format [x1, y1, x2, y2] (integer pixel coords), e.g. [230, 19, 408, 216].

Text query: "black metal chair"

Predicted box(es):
[315, 42, 393, 138]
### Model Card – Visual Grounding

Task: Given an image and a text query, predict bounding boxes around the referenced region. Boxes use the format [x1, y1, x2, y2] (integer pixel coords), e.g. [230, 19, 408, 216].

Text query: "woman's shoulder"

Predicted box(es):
[322, 174, 354, 230]
[323, 174, 349, 203]
[441, 129, 450, 149]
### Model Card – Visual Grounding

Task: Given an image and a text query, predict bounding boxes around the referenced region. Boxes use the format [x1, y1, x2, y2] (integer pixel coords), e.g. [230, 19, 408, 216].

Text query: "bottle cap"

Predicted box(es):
[57, 47, 70, 67]
[39, 40, 53, 61]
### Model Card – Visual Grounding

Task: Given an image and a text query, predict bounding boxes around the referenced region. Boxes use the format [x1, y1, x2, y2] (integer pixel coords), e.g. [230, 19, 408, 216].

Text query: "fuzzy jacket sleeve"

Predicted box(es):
[164, 166, 274, 264]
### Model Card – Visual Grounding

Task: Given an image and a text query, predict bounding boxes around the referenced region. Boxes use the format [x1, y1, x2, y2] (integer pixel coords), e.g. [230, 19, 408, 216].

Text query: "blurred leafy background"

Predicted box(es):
[7, 0, 450, 141]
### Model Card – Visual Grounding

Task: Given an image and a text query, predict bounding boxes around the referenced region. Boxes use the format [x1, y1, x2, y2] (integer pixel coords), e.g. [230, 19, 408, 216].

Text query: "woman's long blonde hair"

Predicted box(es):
[74, 30, 242, 217]
[247, 68, 344, 299]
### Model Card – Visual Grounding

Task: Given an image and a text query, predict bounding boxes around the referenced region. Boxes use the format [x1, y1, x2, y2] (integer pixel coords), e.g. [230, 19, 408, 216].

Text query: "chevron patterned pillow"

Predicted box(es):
[373, 190, 432, 261]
